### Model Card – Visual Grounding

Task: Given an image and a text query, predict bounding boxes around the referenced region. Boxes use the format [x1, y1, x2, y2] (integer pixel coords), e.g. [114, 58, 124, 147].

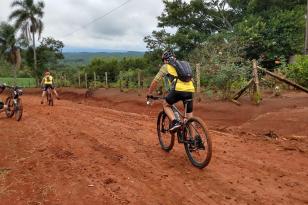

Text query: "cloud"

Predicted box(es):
[0, 0, 165, 51]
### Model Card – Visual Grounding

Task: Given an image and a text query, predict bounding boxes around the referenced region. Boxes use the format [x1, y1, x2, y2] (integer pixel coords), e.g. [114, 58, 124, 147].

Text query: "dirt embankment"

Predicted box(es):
[55, 88, 308, 137]
[0, 88, 307, 204]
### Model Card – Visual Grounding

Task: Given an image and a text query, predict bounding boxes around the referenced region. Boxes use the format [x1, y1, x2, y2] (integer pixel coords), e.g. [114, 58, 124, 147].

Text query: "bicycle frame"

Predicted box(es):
[147, 96, 191, 125]
[171, 101, 190, 123]
[149, 95, 212, 168]
[47, 88, 51, 94]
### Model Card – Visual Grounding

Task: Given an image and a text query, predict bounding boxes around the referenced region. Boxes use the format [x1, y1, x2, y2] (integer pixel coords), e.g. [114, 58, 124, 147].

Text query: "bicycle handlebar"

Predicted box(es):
[147, 95, 165, 100]
[146, 95, 165, 105]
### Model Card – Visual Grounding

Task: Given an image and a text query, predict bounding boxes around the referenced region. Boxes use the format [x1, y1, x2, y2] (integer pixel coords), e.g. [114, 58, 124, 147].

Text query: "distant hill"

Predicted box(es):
[62, 51, 144, 64]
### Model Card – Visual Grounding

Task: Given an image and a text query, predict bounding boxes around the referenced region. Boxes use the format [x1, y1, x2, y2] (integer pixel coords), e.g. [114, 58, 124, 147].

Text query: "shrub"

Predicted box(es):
[189, 34, 251, 99]
[281, 55, 308, 87]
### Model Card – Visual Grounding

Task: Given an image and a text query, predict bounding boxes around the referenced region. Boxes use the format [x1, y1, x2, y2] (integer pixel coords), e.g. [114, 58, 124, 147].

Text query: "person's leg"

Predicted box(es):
[165, 91, 181, 131]
[41, 90, 46, 104]
[52, 88, 60, 99]
[163, 102, 175, 121]
[184, 93, 194, 139]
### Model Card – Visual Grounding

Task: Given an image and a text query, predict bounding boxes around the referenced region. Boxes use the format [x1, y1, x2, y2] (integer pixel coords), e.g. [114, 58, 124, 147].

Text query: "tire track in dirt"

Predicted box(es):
[0, 95, 307, 205]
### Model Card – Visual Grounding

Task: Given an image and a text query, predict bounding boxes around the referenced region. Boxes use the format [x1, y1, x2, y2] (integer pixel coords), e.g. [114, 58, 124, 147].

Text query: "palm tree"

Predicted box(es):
[0, 22, 21, 85]
[9, 0, 44, 80]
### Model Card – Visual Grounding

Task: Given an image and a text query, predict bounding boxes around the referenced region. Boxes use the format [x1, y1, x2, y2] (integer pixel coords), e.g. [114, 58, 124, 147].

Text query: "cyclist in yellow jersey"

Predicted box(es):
[40, 71, 59, 104]
[147, 50, 195, 131]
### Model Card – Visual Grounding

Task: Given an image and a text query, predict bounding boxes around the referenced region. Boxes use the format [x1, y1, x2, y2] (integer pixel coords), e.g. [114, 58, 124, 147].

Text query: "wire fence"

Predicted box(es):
[51, 65, 203, 93]
[57, 70, 153, 91]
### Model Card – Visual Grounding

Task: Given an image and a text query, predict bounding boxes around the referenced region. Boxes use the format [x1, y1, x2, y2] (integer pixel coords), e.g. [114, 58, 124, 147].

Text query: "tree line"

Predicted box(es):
[1, 0, 307, 92]
[1, 0, 43, 81]
[143, 0, 308, 92]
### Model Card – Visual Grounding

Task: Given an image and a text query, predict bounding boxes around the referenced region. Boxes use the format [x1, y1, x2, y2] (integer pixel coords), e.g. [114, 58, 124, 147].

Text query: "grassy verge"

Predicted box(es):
[0, 78, 36, 88]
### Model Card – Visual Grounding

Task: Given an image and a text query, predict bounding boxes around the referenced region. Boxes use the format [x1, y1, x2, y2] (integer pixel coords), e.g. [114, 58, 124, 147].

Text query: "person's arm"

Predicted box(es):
[147, 81, 158, 96]
[50, 76, 54, 86]
[147, 65, 167, 96]
[40, 77, 44, 86]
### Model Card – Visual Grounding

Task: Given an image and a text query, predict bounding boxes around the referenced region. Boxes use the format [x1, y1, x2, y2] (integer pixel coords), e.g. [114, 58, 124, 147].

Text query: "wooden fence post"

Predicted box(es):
[94, 72, 96, 88]
[138, 70, 141, 96]
[138, 70, 141, 88]
[119, 71, 123, 92]
[252, 59, 261, 104]
[78, 72, 81, 88]
[85, 73, 88, 89]
[196, 63, 201, 93]
[195, 63, 201, 101]
[105, 72, 108, 88]
[257, 66, 308, 94]
[64, 74, 67, 87]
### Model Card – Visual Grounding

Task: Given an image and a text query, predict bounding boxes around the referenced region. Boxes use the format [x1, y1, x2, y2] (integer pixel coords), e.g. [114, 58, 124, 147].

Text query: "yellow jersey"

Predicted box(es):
[154, 64, 195, 92]
[43, 75, 53, 85]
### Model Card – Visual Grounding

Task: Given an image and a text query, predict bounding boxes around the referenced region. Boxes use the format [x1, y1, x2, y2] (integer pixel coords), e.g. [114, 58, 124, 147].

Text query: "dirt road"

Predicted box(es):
[0, 91, 307, 205]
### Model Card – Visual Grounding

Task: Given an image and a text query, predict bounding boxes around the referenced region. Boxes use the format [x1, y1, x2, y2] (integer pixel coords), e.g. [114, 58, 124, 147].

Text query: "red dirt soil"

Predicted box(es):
[0, 88, 307, 205]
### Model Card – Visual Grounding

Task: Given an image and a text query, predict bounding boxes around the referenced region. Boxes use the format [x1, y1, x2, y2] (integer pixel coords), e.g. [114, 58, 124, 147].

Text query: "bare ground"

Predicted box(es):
[0, 88, 307, 205]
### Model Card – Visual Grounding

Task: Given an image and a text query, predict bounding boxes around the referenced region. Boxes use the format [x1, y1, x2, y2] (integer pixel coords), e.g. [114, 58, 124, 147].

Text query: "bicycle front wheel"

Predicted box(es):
[157, 111, 175, 152]
[5, 97, 14, 118]
[14, 98, 23, 121]
[184, 117, 212, 169]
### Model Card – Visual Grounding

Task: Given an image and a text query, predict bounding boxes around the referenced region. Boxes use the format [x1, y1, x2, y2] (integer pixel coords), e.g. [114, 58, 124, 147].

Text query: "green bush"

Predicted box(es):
[281, 55, 308, 87]
[204, 63, 249, 99]
[190, 34, 251, 99]
[88, 81, 105, 89]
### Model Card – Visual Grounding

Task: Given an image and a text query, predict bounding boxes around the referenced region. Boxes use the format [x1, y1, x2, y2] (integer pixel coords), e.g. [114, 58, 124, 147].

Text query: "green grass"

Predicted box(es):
[0, 77, 36, 88]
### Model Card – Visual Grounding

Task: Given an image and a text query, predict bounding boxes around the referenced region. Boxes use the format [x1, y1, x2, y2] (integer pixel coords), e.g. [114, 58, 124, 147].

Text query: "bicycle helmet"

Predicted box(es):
[162, 50, 175, 62]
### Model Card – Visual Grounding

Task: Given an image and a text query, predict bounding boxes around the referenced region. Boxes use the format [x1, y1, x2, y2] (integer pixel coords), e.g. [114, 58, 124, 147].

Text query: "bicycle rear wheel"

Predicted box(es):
[14, 98, 23, 121]
[49, 95, 54, 106]
[47, 91, 53, 106]
[157, 111, 175, 152]
[184, 117, 212, 169]
[5, 97, 14, 118]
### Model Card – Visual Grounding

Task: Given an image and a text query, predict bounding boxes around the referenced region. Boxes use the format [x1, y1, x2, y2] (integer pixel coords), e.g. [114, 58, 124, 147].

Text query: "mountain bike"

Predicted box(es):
[4, 85, 23, 121]
[147, 96, 212, 169]
[46, 87, 54, 106]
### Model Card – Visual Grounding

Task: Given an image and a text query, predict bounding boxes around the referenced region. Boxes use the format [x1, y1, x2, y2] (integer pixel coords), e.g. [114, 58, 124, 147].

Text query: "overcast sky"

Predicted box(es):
[0, 0, 167, 52]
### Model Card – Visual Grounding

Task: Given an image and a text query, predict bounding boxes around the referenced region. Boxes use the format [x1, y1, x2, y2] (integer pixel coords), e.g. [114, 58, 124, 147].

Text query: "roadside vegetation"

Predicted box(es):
[0, 0, 307, 97]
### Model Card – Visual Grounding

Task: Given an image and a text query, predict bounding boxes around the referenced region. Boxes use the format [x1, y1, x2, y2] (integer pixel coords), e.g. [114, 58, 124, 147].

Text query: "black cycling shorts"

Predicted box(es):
[43, 84, 54, 91]
[165, 90, 193, 113]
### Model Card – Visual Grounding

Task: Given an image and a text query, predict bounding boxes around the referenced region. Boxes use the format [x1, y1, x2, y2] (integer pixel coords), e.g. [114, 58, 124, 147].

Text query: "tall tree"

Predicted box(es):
[0, 22, 21, 84]
[145, 0, 238, 57]
[25, 37, 64, 78]
[9, 0, 44, 82]
[146, 0, 306, 60]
